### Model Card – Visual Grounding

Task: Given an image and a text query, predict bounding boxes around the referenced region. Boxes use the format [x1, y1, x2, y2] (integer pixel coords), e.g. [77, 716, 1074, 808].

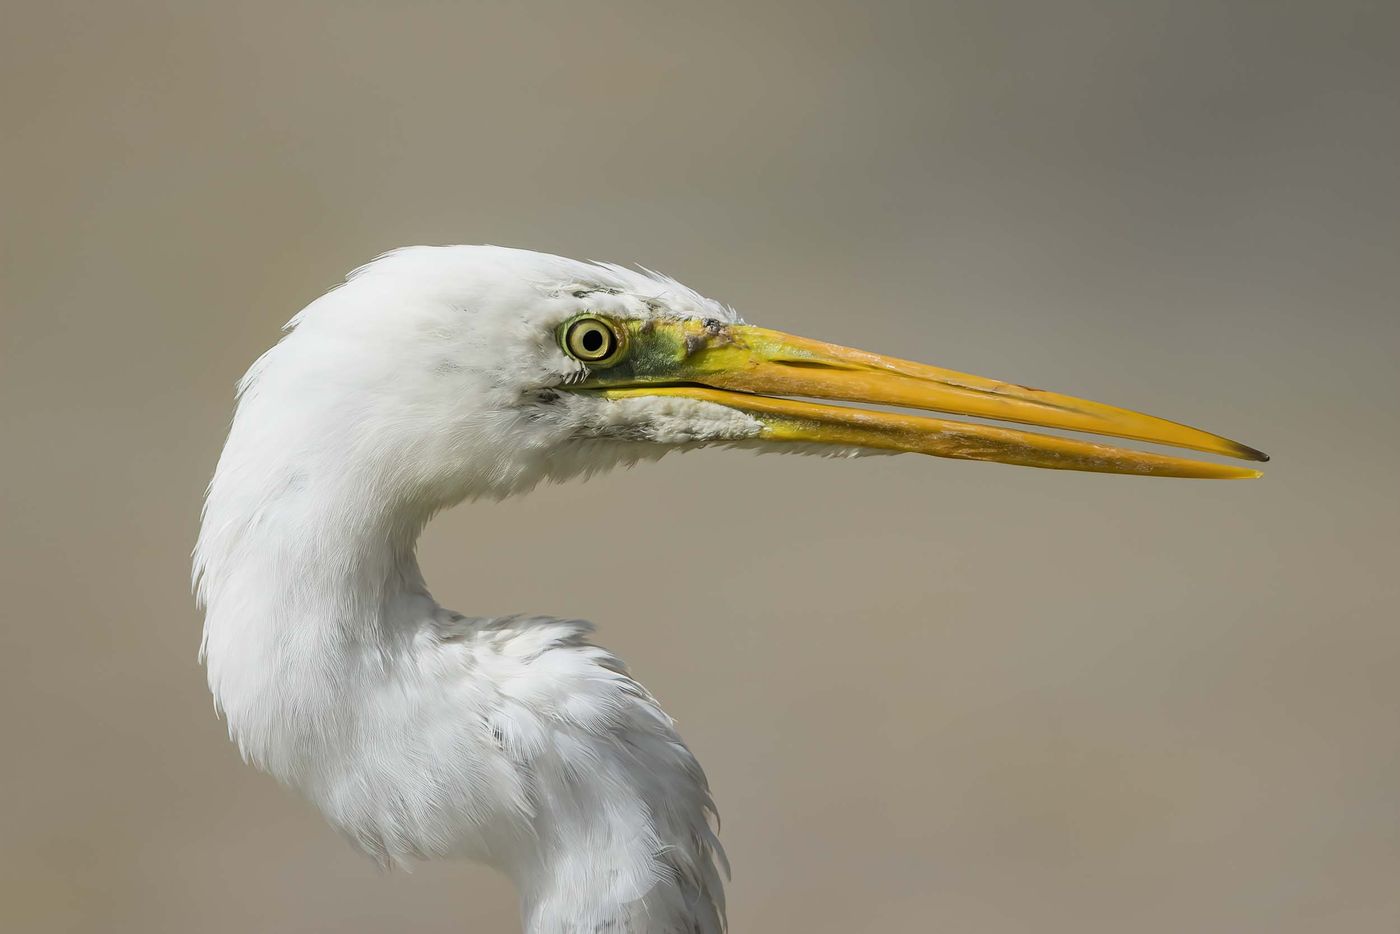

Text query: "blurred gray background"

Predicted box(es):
[2, 2, 1397, 931]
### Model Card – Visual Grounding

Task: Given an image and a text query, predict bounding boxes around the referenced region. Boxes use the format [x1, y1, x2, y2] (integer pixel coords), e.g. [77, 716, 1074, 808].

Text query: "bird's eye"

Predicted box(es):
[561, 315, 624, 366]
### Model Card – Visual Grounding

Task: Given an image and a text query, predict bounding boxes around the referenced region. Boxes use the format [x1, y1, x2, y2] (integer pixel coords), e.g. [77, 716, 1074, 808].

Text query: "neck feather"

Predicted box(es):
[196, 461, 438, 780]
[194, 372, 726, 930]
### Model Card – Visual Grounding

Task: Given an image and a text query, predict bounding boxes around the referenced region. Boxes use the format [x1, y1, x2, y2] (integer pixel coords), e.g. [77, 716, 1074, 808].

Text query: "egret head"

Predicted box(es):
[227, 245, 1265, 523]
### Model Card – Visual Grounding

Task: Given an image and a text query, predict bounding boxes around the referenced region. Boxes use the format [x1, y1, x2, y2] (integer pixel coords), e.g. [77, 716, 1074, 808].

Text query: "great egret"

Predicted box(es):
[194, 245, 1265, 932]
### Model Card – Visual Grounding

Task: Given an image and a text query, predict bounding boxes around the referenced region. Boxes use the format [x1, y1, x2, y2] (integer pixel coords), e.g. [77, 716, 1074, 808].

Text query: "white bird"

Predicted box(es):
[194, 245, 1266, 932]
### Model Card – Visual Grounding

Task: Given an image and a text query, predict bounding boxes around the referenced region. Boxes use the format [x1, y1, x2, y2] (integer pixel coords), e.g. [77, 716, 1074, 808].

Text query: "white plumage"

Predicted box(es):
[197, 247, 736, 932]
[195, 245, 1263, 932]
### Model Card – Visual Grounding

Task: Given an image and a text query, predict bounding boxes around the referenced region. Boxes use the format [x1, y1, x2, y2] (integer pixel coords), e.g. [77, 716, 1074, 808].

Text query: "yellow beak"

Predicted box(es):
[573, 318, 1267, 479]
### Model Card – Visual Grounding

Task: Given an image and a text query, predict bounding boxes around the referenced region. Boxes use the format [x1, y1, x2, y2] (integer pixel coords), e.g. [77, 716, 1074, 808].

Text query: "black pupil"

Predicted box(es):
[580, 327, 605, 353]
